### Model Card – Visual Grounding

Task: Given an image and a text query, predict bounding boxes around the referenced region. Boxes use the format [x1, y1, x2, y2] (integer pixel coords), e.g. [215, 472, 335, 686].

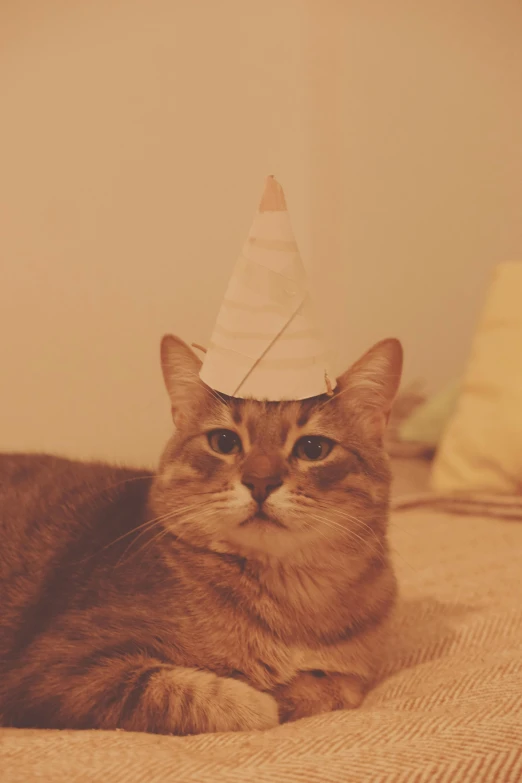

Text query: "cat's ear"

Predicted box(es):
[160, 335, 205, 426]
[335, 338, 403, 434]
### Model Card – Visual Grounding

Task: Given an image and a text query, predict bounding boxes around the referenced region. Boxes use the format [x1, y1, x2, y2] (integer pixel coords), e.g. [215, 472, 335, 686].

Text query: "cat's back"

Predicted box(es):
[0, 453, 95, 552]
[0, 453, 153, 657]
[0, 452, 104, 516]
[0, 452, 149, 538]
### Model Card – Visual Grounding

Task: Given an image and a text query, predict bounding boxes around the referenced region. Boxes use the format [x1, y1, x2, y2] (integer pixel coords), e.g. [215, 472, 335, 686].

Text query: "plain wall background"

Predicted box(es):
[1, 0, 521, 466]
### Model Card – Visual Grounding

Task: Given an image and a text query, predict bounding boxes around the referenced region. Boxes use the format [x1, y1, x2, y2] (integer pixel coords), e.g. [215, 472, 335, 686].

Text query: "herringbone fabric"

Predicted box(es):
[1, 460, 521, 783]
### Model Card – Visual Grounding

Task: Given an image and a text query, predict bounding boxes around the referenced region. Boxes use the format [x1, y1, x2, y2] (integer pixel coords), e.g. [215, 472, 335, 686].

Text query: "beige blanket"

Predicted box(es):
[2, 460, 521, 782]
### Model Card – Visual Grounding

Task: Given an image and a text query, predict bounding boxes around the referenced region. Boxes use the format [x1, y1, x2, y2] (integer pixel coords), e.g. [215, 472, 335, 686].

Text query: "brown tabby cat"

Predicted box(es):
[0, 334, 402, 735]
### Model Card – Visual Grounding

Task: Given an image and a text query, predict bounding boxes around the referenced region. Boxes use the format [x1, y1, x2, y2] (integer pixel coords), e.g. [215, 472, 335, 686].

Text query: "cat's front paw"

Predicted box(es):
[213, 678, 279, 732]
[273, 671, 365, 723]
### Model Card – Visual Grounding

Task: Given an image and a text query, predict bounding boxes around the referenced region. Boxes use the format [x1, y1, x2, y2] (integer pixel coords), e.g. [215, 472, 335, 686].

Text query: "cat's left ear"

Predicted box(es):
[160, 335, 205, 426]
[335, 338, 403, 434]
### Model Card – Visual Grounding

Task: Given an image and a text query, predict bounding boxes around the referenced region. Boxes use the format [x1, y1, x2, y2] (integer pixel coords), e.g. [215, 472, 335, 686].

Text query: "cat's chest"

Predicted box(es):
[206, 614, 354, 691]
[183, 593, 348, 692]
[165, 553, 359, 689]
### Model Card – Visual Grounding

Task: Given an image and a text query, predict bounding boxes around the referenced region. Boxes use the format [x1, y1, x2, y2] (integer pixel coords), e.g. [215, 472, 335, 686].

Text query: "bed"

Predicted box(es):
[1, 457, 521, 782]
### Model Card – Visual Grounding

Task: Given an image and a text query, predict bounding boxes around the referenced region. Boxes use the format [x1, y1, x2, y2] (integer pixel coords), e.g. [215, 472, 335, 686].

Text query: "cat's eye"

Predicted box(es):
[294, 436, 334, 462]
[208, 429, 242, 456]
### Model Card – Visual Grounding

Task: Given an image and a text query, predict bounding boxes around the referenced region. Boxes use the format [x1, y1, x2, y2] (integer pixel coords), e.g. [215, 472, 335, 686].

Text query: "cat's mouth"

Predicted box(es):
[239, 510, 286, 529]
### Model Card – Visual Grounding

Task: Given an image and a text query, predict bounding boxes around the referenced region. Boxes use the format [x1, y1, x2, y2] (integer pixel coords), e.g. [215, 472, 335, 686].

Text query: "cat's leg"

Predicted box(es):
[2, 655, 279, 735]
[110, 662, 279, 734]
[273, 670, 366, 723]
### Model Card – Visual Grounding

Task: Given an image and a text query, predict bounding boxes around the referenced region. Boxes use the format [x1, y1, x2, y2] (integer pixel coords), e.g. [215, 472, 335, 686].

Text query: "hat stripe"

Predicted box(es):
[247, 237, 299, 253]
[207, 342, 328, 371]
[213, 324, 318, 342]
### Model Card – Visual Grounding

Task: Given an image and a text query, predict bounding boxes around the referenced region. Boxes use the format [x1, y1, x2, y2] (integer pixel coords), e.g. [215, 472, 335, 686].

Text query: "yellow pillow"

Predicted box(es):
[431, 261, 522, 494]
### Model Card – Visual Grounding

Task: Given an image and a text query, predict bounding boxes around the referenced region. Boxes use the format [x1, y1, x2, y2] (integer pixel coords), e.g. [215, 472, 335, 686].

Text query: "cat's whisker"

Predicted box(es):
[305, 511, 365, 541]
[118, 508, 219, 566]
[104, 500, 219, 558]
[121, 524, 177, 568]
[305, 512, 346, 533]
[331, 513, 417, 572]
[318, 506, 416, 566]
[89, 474, 154, 499]
[85, 517, 166, 560]
[112, 514, 185, 566]
[325, 504, 417, 540]
[327, 512, 382, 541]
[313, 503, 390, 543]
[293, 499, 391, 562]
[297, 503, 352, 533]
[99, 508, 187, 553]
[313, 504, 417, 571]
[305, 512, 388, 563]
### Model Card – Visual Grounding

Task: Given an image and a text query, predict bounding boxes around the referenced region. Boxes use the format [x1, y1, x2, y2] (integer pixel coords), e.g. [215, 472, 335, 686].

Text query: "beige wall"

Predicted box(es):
[1, 0, 521, 466]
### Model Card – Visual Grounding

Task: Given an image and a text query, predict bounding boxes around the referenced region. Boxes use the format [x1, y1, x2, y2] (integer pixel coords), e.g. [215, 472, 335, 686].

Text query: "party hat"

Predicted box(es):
[199, 175, 335, 400]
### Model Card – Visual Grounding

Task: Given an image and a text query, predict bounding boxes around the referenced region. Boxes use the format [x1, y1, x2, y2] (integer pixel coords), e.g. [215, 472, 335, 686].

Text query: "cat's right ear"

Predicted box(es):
[160, 335, 204, 426]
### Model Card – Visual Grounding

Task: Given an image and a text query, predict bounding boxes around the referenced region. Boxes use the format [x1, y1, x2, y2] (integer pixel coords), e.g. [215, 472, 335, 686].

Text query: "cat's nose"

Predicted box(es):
[241, 454, 283, 503]
[242, 476, 283, 504]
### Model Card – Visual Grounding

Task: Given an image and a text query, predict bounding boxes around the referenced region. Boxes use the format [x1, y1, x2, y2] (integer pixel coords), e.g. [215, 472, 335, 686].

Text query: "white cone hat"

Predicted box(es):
[199, 176, 335, 400]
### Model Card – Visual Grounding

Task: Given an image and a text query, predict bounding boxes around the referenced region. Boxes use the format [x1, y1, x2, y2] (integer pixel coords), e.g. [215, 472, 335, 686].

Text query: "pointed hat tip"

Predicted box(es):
[258, 175, 287, 212]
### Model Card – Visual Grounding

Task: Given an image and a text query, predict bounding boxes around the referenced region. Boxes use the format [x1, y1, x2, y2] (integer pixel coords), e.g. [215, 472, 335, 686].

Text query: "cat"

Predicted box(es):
[0, 333, 402, 735]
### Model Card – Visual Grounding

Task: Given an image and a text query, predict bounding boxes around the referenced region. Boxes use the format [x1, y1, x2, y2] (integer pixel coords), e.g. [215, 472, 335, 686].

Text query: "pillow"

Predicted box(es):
[431, 261, 522, 494]
[398, 380, 460, 451]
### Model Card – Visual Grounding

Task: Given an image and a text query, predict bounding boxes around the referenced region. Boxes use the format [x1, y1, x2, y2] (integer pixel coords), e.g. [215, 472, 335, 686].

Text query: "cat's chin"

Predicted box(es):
[239, 510, 287, 529]
[219, 533, 295, 559]
[215, 515, 316, 559]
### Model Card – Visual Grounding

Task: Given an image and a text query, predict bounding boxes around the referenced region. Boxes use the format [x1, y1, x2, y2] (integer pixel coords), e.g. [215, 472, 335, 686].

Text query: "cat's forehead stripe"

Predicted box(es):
[231, 402, 243, 425]
[246, 408, 258, 443]
[278, 418, 291, 445]
[297, 398, 323, 428]
[229, 401, 287, 448]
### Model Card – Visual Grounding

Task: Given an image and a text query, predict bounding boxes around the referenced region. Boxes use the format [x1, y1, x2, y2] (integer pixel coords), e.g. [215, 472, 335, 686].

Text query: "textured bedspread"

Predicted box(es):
[2, 460, 521, 782]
